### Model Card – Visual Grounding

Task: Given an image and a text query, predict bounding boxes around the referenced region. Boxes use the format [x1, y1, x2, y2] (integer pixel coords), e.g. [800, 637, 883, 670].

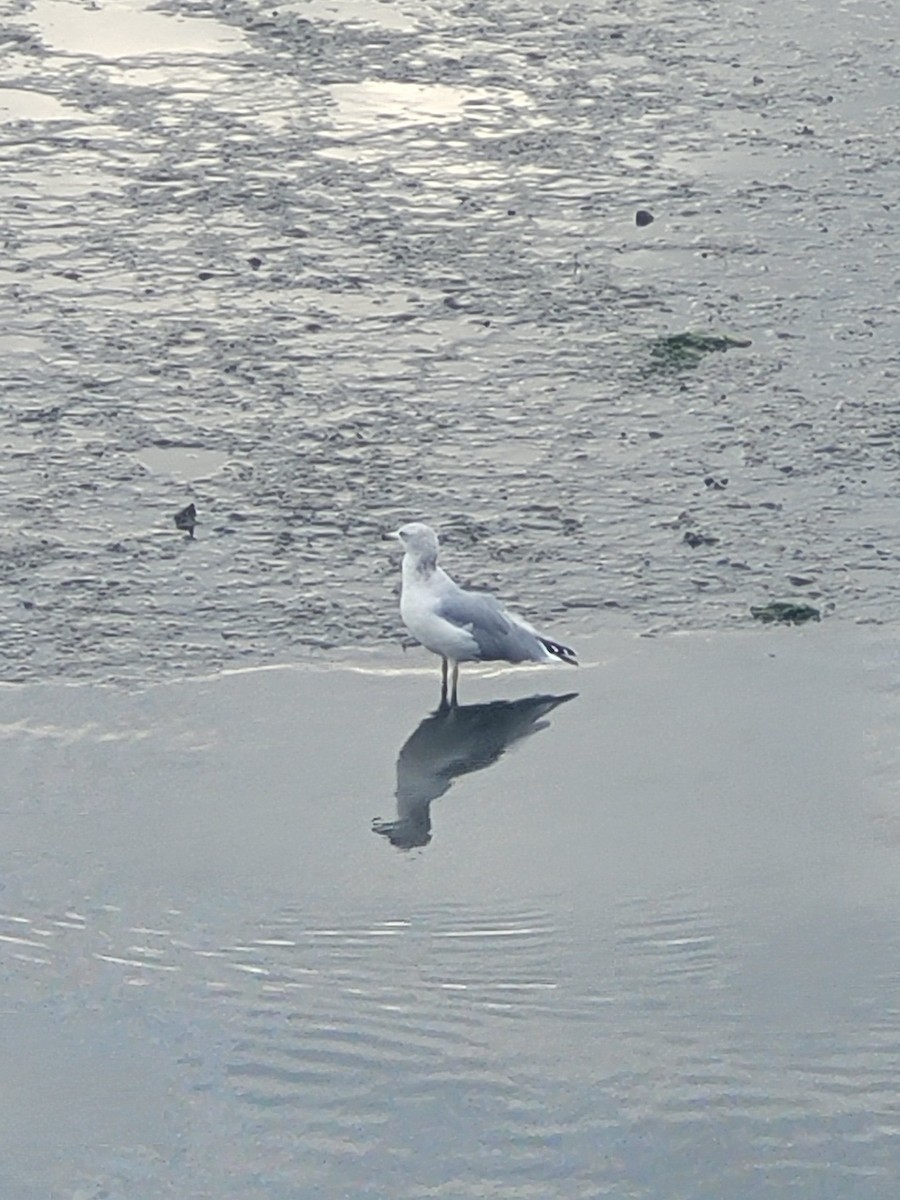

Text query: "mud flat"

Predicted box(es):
[1, 0, 899, 684]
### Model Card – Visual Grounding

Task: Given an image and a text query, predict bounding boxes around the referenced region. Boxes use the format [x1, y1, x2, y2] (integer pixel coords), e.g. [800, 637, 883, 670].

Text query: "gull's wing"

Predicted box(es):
[435, 588, 546, 663]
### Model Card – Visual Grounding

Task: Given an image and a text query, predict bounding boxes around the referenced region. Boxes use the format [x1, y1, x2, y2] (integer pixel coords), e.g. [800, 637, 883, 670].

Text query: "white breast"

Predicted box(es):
[401, 586, 480, 661]
[400, 559, 480, 662]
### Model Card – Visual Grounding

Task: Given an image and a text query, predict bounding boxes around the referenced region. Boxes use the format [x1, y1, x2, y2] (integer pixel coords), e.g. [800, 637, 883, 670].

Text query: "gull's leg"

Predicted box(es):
[450, 661, 459, 707]
[440, 657, 449, 708]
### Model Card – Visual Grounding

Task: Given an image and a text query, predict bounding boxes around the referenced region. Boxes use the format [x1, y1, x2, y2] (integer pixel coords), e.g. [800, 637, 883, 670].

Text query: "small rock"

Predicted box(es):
[683, 531, 719, 548]
[174, 502, 197, 538]
[635, 209, 654, 227]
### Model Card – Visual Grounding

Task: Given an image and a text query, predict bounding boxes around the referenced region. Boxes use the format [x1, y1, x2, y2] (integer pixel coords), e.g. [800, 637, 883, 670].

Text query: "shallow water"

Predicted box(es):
[3, 629, 900, 1198]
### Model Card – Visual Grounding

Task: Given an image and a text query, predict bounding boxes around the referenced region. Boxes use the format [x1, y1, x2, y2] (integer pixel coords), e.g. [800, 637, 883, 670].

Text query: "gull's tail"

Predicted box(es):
[538, 637, 578, 667]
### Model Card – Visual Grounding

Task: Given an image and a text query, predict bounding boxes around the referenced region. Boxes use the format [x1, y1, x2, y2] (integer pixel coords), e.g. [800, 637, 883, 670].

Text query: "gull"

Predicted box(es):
[386, 522, 577, 706]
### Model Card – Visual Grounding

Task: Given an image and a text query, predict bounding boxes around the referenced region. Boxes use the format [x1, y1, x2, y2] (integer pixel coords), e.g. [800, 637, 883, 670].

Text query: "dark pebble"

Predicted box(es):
[635, 209, 654, 227]
[683, 531, 719, 548]
[174, 502, 197, 538]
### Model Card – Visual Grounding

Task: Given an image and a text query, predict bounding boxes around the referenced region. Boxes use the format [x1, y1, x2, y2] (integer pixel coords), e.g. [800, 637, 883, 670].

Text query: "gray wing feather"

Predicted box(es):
[436, 588, 545, 663]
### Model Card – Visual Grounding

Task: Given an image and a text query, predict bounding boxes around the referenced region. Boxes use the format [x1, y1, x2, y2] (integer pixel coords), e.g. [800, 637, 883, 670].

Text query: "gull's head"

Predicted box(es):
[387, 522, 440, 563]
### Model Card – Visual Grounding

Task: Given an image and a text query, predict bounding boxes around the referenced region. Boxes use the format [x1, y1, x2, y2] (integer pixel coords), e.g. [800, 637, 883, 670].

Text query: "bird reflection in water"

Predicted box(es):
[372, 692, 577, 849]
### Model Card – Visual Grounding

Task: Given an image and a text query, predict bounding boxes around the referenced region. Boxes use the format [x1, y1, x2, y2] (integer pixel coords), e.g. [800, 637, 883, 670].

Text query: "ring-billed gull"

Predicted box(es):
[387, 522, 577, 706]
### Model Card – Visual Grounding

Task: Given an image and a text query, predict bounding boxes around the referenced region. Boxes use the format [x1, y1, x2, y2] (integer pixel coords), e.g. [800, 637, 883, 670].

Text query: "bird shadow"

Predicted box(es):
[372, 692, 578, 850]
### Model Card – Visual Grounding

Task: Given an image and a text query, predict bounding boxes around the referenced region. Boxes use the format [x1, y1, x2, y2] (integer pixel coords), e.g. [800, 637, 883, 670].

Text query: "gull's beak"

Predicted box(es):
[383, 530, 401, 542]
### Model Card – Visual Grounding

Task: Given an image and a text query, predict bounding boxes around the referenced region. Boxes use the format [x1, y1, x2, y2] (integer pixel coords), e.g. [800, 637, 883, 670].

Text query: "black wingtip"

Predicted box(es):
[539, 637, 578, 666]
